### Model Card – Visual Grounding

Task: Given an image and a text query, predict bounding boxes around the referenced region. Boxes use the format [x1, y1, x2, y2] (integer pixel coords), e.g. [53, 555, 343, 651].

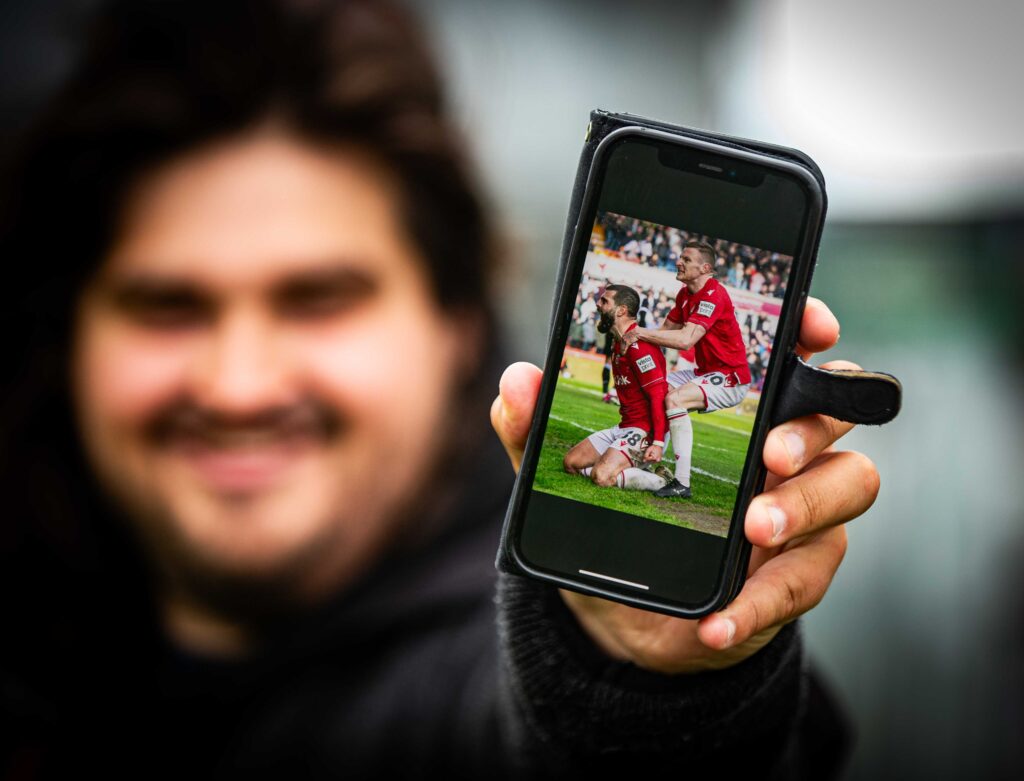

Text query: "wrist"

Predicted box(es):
[498, 575, 807, 762]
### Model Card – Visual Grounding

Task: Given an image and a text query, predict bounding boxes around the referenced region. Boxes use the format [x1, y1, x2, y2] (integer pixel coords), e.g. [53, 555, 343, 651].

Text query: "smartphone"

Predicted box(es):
[500, 114, 826, 618]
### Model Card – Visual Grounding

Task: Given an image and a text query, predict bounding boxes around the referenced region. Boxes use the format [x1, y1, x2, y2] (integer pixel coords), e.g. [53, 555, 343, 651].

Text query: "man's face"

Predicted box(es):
[676, 247, 709, 283]
[73, 134, 466, 603]
[596, 291, 618, 333]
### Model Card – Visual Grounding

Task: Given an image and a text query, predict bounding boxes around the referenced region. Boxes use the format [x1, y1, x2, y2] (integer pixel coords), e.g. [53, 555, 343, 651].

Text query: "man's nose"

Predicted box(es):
[192, 308, 291, 415]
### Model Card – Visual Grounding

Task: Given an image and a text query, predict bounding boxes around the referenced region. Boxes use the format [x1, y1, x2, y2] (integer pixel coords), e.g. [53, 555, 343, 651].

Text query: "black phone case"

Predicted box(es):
[496, 110, 901, 614]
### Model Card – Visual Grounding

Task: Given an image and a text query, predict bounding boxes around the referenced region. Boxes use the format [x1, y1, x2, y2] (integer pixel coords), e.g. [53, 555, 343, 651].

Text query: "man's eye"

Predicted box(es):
[116, 293, 210, 328]
[277, 290, 358, 319]
[276, 274, 378, 319]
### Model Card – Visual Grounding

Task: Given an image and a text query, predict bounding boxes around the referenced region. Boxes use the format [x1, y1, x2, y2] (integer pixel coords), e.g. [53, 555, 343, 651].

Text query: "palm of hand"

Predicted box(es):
[560, 588, 779, 674]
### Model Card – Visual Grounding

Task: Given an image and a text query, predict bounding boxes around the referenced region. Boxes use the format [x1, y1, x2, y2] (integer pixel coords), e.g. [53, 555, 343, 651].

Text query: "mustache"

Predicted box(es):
[144, 397, 345, 446]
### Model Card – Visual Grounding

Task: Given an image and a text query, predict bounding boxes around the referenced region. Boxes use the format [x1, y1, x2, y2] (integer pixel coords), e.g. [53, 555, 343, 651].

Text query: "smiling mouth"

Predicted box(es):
[145, 400, 343, 495]
[171, 433, 316, 495]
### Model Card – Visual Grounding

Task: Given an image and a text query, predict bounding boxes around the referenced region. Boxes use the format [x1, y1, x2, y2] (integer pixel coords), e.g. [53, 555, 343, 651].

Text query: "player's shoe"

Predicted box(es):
[654, 479, 692, 499]
[601, 392, 619, 405]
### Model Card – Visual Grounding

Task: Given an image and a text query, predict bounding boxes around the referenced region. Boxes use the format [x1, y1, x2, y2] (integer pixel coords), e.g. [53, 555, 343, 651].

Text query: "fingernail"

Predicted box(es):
[720, 617, 736, 648]
[767, 505, 787, 543]
[781, 429, 805, 468]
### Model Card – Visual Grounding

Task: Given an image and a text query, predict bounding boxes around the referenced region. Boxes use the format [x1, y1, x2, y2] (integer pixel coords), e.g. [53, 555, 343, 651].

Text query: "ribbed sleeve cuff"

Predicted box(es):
[496, 574, 805, 770]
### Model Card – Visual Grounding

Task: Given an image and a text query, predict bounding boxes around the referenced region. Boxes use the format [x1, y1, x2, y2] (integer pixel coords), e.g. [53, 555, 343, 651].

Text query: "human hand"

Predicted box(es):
[490, 298, 879, 674]
[620, 328, 641, 347]
[643, 444, 663, 463]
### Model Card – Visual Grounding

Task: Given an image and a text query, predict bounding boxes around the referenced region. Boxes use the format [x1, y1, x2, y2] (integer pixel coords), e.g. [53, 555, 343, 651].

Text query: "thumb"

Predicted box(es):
[490, 362, 542, 472]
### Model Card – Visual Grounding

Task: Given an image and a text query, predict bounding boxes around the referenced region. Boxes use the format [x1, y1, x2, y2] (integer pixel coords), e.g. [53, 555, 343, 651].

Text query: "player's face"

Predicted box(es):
[72, 133, 467, 601]
[596, 292, 618, 333]
[676, 247, 709, 283]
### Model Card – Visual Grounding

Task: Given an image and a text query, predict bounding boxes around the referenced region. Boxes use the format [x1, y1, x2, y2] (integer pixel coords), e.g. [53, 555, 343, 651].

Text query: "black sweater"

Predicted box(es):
[2, 433, 847, 779]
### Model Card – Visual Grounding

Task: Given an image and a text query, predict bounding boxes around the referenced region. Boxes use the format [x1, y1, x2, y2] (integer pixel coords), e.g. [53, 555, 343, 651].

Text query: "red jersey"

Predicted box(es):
[666, 277, 751, 384]
[612, 324, 669, 442]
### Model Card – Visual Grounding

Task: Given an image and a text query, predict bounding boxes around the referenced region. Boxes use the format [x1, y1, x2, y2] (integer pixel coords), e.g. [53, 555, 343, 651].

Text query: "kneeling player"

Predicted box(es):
[563, 284, 671, 492]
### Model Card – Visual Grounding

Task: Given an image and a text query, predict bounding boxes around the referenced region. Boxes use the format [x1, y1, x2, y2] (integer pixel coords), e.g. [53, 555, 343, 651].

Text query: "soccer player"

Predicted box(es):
[563, 284, 671, 492]
[627, 240, 752, 499]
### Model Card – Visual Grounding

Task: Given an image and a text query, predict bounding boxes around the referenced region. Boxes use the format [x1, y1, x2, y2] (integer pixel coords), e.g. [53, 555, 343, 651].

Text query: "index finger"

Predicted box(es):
[762, 359, 861, 477]
[796, 297, 839, 360]
[697, 526, 848, 649]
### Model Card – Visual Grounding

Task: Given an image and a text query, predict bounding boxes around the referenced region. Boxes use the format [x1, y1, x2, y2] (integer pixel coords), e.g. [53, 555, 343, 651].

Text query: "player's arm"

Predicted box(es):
[637, 356, 668, 462]
[631, 322, 707, 352]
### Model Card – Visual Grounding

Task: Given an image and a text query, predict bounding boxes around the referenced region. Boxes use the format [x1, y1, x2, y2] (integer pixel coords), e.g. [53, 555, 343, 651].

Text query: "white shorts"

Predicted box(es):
[587, 426, 648, 466]
[666, 369, 750, 413]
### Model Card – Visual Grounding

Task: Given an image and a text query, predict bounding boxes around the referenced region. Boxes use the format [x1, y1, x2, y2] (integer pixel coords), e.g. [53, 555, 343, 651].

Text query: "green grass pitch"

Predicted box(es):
[534, 377, 755, 534]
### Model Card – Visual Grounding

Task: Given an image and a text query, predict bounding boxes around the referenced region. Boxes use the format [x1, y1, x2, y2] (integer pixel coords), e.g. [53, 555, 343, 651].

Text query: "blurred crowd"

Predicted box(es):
[567, 271, 776, 391]
[595, 211, 790, 299]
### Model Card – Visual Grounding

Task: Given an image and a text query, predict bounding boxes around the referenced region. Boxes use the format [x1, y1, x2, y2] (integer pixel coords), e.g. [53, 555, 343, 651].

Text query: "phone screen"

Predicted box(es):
[513, 134, 817, 611]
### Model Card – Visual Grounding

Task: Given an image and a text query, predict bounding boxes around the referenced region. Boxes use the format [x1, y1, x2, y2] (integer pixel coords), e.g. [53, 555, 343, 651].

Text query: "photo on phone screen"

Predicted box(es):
[507, 129, 820, 611]
[534, 211, 793, 538]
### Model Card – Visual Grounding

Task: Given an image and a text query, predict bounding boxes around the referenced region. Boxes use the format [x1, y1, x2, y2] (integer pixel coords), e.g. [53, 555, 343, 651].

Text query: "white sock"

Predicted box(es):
[579, 466, 666, 491]
[620, 467, 668, 491]
[667, 408, 692, 487]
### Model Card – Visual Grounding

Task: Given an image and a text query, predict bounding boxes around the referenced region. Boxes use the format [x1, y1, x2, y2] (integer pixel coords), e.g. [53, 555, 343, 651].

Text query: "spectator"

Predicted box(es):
[728, 258, 744, 288]
[749, 266, 766, 294]
[568, 310, 584, 348]
[582, 315, 597, 351]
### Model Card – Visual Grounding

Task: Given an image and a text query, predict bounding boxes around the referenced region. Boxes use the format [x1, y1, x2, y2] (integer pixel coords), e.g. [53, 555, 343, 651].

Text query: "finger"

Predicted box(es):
[762, 360, 861, 476]
[745, 450, 880, 547]
[490, 362, 543, 471]
[697, 526, 847, 649]
[796, 297, 840, 360]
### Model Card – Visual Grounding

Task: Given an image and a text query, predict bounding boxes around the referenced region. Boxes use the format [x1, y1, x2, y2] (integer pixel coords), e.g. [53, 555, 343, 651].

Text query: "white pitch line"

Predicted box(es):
[690, 466, 738, 486]
[568, 385, 751, 436]
[692, 418, 751, 437]
[548, 414, 739, 486]
[549, 413, 590, 432]
[552, 414, 731, 455]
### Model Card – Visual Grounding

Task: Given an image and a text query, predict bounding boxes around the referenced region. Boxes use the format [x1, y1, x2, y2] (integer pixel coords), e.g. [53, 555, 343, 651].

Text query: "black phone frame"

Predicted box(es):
[499, 122, 825, 618]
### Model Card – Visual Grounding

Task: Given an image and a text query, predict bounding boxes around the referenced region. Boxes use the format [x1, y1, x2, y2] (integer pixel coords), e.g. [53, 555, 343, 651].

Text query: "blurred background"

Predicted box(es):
[3, 0, 1022, 777]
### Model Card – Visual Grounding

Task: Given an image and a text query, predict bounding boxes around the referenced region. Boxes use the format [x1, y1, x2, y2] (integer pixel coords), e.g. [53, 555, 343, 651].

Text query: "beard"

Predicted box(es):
[90, 385, 472, 630]
[596, 309, 615, 334]
[102, 396, 350, 621]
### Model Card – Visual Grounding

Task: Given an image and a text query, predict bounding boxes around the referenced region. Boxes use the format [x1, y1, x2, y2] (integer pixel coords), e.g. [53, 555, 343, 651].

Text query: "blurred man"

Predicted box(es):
[1, 1, 879, 777]
[628, 240, 751, 499]
[2, 2, 505, 773]
[563, 285, 670, 492]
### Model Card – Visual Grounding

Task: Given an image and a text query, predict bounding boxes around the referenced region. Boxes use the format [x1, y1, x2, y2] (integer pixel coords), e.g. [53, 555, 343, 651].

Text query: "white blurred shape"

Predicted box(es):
[720, 0, 1024, 219]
